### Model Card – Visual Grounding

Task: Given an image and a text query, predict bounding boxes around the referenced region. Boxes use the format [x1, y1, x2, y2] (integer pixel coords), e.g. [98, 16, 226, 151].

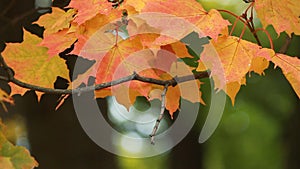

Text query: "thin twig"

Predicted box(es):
[218, 6, 262, 46]
[0, 0, 16, 16]
[279, 34, 293, 54]
[241, 3, 262, 46]
[150, 83, 169, 145]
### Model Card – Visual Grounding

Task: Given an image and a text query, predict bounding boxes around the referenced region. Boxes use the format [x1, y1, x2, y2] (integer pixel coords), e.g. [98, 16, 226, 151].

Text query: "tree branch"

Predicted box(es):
[0, 53, 210, 145]
[0, 54, 210, 95]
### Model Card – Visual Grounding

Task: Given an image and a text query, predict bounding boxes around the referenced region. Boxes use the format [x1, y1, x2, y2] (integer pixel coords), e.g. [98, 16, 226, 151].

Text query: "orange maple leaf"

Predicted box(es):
[39, 29, 77, 57]
[255, 0, 300, 36]
[140, 0, 230, 39]
[67, 0, 114, 25]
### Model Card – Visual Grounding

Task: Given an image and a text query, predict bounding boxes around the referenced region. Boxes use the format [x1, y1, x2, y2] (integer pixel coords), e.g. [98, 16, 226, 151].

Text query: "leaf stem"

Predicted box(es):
[254, 28, 274, 49]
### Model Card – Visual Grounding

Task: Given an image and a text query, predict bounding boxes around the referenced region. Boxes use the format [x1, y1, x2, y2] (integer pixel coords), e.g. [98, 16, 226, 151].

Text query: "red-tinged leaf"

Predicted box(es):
[71, 13, 119, 56]
[129, 13, 197, 45]
[40, 29, 77, 57]
[69, 4, 137, 56]
[94, 47, 161, 102]
[140, 0, 230, 39]
[71, 36, 150, 90]
[2, 30, 70, 97]
[195, 9, 231, 40]
[86, 37, 161, 106]
[161, 41, 194, 58]
[34, 7, 76, 34]
[255, 0, 300, 35]
[0, 120, 38, 169]
[67, 0, 114, 25]
[95, 36, 150, 84]
[271, 54, 300, 98]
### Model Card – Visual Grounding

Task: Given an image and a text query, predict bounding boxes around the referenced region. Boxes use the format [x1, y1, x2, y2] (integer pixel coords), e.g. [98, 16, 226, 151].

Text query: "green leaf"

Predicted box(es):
[0, 120, 38, 169]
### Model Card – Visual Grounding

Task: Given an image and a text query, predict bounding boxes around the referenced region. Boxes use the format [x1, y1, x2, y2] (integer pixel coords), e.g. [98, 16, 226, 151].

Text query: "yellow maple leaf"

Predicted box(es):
[2, 30, 70, 98]
[272, 54, 300, 98]
[34, 7, 76, 34]
[199, 35, 274, 103]
[249, 48, 274, 75]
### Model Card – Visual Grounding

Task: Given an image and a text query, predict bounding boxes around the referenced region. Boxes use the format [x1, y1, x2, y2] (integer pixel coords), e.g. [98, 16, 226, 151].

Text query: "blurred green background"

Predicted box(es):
[0, 0, 299, 169]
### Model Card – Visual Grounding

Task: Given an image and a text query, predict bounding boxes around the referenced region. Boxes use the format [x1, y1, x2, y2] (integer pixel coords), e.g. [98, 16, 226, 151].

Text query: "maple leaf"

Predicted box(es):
[255, 0, 300, 35]
[93, 39, 162, 105]
[34, 7, 78, 56]
[199, 36, 258, 88]
[89, 33, 197, 112]
[2, 30, 70, 98]
[34, 7, 76, 34]
[198, 35, 273, 103]
[139, 0, 230, 40]
[271, 54, 300, 98]
[95, 36, 158, 84]
[67, 0, 114, 25]
[39, 28, 77, 57]
[0, 119, 38, 169]
[71, 13, 123, 56]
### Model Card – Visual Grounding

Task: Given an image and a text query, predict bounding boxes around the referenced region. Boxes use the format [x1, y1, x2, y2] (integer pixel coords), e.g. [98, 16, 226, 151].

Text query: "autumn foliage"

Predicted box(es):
[0, 0, 300, 168]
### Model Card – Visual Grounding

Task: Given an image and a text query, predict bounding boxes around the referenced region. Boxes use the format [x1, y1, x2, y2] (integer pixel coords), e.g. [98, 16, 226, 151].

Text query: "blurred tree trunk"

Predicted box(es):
[284, 102, 300, 169]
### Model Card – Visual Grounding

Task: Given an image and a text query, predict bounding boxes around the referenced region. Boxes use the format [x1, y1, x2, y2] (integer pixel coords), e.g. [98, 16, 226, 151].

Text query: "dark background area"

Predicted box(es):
[0, 0, 299, 169]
